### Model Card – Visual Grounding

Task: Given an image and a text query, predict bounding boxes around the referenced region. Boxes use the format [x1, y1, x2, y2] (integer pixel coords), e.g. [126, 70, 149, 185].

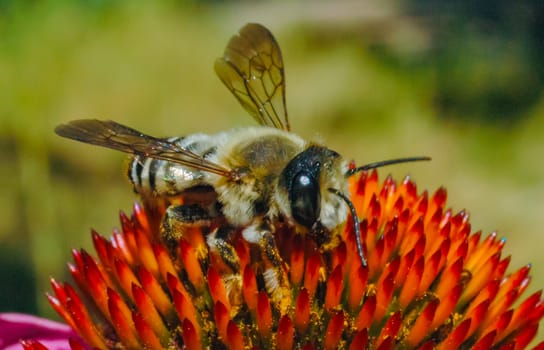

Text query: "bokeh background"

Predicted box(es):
[1, 0, 543, 343]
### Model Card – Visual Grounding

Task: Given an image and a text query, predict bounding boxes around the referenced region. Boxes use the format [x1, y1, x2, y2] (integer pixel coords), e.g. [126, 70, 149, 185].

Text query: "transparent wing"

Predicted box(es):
[215, 23, 290, 131]
[55, 119, 236, 179]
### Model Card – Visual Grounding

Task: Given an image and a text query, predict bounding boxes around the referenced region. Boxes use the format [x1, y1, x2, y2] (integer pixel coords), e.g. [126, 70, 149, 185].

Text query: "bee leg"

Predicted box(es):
[161, 204, 212, 256]
[206, 225, 240, 272]
[243, 221, 291, 313]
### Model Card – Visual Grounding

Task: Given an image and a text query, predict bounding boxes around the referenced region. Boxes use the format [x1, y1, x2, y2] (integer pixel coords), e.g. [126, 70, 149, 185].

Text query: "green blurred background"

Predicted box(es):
[1, 0, 543, 342]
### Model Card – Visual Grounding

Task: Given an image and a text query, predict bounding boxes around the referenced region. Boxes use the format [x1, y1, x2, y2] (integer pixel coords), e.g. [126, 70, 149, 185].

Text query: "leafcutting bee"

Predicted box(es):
[55, 23, 428, 308]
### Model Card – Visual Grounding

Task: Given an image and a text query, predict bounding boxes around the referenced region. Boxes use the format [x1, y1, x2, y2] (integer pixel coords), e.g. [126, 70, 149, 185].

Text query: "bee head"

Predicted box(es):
[277, 145, 348, 231]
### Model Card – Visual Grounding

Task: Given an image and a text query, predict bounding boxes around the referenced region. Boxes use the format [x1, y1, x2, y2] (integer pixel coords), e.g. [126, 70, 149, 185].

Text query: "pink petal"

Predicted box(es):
[0, 313, 84, 350]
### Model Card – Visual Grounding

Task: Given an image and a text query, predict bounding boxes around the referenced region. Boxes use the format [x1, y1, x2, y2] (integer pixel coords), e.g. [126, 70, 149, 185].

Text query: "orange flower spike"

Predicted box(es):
[467, 279, 500, 317]
[331, 242, 347, 270]
[208, 266, 231, 312]
[438, 318, 471, 350]
[47, 280, 76, 329]
[277, 315, 294, 350]
[353, 170, 378, 212]
[448, 212, 470, 249]
[226, 320, 245, 350]
[349, 329, 368, 350]
[368, 233, 384, 277]
[20, 340, 48, 350]
[242, 265, 258, 312]
[494, 256, 511, 280]
[132, 311, 165, 350]
[426, 218, 446, 257]
[365, 218, 379, 261]
[485, 289, 519, 329]
[500, 291, 543, 342]
[302, 343, 316, 350]
[419, 341, 436, 350]
[376, 311, 402, 348]
[294, 288, 311, 333]
[449, 239, 469, 266]
[214, 301, 230, 341]
[172, 289, 200, 335]
[111, 228, 135, 266]
[290, 235, 305, 285]
[65, 286, 108, 349]
[166, 272, 190, 300]
[181, 319, 201, 350]
[431, 283, 462, 330]
[400, 175, 418, 204]
[395, 249, 415, 286]
[407, 299, 439, 347]
[472, 330, 497, 350]
[377, 257, 399, 294]
[435, 257, 463, 301]
[256, 291, 273, 338]
[138, 267, 175, 322]
[324, 265, 343, 310]
[69, 250, 85, 285]
[381, 219, 399, 266]
[108, 288, 141, 348]
[91, 230, 112, 268]
[515, 324, 542, 350]
[67, 338, 87, 350]
[497, 265, 532, 302]
[469, 232, 502, 271]
[416, 190, 429, 220]
[375, 273, 395, 323]
[430, 187, 447, 214]
[347, 265, 367, 311]
[133, 202, 151, 236]
[399, 256, 424, 309]
[235, 239, 250, 272]
[303, 252, 321, 298]
[418, 249, 442, 295]
[152, 243, 177, 283]
[463, 299, 491, 337]
[119, 211, 138, 261]
[485, 309, 513, 341]
[114, 258, 141, 302]
[379, 175, 394, 203]
[81, 252, 110, 320]
[324, 311, 344, 350]
[355, 295, 376, 330]
[46, 294, 75, 332]
[134, 223, 160, 278]
[375, 336, 393, 350]
[463, 252, 500, 302]
[180, 239, 205, 290]
[132, 284, 169, 343]
[399, 218, 425, 257]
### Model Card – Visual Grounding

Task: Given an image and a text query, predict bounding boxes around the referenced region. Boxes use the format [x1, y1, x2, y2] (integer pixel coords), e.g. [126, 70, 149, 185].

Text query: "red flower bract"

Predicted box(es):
[37, 171, 543, 349]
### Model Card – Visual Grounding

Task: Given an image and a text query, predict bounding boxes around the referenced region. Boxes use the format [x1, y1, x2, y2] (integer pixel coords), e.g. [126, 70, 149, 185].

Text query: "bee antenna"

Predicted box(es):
[328, 188, 367, 267]
[345, 156, 431, 177]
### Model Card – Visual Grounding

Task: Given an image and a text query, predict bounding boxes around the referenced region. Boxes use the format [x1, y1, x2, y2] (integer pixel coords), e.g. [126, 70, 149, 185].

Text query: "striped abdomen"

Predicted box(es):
[127, 133, 223, 197]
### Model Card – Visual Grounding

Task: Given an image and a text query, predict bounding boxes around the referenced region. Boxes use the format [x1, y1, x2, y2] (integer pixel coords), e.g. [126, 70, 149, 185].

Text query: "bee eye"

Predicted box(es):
[290, 172, 320, 228]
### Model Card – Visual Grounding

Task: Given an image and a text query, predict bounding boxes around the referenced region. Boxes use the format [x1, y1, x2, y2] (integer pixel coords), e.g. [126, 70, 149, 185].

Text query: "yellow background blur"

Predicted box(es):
[1, 0, 542, 343]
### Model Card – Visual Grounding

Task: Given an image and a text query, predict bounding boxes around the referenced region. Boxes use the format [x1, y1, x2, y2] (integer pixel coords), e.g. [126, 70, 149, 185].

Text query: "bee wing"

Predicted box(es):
[55, 119, 236, 179]
[215, 23, 290, 131]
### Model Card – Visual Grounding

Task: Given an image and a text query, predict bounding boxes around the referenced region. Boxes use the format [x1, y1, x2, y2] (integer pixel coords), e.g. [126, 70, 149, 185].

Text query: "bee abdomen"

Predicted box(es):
[128, 134, 221, 197]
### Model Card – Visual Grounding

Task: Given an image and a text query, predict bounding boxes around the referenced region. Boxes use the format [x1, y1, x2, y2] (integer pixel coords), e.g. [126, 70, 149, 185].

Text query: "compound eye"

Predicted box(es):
[290, 172, 320, 228]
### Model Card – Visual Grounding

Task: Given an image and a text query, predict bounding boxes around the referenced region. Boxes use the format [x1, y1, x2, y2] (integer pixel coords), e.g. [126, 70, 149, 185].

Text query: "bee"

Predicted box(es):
[55, 23, 428, 308]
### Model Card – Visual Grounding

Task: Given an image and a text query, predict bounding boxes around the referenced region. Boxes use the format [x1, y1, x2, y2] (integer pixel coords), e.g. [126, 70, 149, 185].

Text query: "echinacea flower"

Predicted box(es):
[21, 171, 544, 349]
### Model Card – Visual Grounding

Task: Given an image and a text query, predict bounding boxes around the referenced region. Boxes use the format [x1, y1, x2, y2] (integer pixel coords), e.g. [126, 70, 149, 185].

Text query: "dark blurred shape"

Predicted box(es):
[0, 247, 37, 314]
[406, 0, 544, 124]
